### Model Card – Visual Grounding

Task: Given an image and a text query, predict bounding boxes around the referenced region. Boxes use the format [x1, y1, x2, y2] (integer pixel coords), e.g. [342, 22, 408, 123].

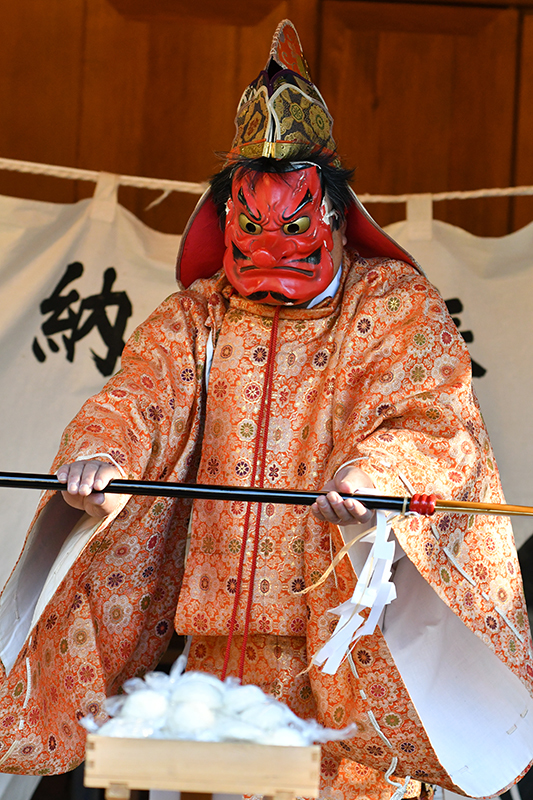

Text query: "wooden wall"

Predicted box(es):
[0, 0, 532, 238]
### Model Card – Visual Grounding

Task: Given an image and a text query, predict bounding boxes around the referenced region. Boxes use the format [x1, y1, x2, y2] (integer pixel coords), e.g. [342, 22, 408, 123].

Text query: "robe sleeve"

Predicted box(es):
[326, 261, 529, 668]
[51, 290, 209, 483]
[0, 288, 216, 777]
[330, 257, 486, 506]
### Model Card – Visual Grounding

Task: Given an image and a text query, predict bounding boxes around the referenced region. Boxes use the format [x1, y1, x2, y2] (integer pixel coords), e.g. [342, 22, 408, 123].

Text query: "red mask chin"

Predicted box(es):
[223, 167, 337, 305]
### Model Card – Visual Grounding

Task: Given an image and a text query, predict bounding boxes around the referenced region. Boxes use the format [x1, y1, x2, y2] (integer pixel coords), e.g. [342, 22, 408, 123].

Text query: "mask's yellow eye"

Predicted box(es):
[238, 213, 262, 235]
[283, 216, 311, 235]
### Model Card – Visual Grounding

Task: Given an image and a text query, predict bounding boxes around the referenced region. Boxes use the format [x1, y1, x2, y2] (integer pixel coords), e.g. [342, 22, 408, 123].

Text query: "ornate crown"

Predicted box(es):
[229, 20, 337, 160]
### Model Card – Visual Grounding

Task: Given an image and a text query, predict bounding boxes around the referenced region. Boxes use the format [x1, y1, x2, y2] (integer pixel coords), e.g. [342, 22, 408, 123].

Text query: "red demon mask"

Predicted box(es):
[223, 167, 339, 305]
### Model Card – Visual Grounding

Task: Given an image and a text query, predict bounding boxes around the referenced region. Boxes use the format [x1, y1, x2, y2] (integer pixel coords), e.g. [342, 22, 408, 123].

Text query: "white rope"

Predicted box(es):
[0, 157, 206, 196]
[358, 185, 533, 204]
[1, 156, 533, 203]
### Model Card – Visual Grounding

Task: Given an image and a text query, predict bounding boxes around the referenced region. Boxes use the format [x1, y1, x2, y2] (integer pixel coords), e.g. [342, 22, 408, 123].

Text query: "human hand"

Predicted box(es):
[56, 460, 125, 518]
[311, 465, 376, 526]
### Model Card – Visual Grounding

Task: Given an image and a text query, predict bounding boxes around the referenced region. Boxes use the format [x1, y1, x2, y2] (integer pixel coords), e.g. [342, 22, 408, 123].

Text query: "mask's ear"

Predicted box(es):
[320, 192, 342, 232]
[340, 220, 348, 247]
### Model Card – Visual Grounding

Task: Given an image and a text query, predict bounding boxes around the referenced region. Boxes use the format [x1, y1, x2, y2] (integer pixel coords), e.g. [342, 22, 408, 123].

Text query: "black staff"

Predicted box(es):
[0, 471, 532, 517]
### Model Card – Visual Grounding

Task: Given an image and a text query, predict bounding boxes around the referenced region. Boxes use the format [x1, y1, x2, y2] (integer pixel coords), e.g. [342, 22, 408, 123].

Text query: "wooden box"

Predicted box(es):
[85, 735, 321, 800]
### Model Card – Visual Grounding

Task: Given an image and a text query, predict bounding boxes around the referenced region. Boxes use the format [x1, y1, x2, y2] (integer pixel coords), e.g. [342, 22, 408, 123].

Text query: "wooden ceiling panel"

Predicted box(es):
[321, 1, 519, 236]
[0, 0, 528, 239]
[513, 13, 533, 231]
[136, 4, 298, 233]
[0, 0, 85, 203]
[106, 0, 281, 27]
[76, 1, 301, 232]
[75, 0, 151, 196]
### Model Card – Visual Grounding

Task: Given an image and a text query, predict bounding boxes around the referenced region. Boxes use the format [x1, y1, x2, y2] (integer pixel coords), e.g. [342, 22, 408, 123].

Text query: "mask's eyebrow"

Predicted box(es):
[281, 188, 313, 222]
[237, 187, 261, 221]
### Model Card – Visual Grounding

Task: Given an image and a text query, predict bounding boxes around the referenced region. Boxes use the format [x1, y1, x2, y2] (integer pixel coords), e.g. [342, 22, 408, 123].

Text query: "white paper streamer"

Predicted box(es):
[312, 511, 397, 674]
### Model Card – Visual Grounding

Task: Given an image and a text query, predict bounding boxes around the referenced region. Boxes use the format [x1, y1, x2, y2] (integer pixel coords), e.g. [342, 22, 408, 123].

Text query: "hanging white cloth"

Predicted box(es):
[0, 174, 180, 592]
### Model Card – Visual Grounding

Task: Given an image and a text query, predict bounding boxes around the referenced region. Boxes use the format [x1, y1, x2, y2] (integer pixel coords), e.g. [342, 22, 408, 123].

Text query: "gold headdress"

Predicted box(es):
[229, 20, 336, 161]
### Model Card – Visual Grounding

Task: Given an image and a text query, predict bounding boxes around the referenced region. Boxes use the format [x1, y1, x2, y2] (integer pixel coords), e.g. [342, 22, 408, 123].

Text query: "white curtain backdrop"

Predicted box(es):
[386, 196, 533, 547]
[0, 173, 180, 590]
[0, 173, 180, 800]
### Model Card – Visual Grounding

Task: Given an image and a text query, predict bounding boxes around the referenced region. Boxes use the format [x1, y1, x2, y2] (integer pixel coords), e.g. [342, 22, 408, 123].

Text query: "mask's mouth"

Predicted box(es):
[234, 246, 322, 278]
[239, 265, 315, 277]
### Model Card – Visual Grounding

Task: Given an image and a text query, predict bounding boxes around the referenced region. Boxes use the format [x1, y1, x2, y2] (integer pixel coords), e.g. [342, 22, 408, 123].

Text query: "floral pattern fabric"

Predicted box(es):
[0, 251, 530, 800]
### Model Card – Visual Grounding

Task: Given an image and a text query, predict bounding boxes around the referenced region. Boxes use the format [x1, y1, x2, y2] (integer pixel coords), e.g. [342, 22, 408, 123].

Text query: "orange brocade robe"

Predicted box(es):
[0, 250, 532, 799]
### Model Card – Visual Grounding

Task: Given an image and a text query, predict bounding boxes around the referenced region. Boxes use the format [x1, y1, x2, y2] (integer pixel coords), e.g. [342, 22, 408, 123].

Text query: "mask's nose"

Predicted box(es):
[249, 232, 298, 268]
[250, 248, 278, 268]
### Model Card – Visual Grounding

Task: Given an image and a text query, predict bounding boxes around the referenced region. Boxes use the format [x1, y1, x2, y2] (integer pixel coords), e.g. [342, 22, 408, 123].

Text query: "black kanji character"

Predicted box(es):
[32, 262, 132, 377]
[445, 298, 486, 378]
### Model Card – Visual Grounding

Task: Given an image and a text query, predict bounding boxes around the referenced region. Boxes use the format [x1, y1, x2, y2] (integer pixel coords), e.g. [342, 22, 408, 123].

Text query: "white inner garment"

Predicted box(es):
[0, 507, 97, 675]
[305, 267, 342, 309]
[29, 513, 100, 631]
[382, 554, 533, 796]
[0, 495, 84, 675]
[0, 773, 41, 800]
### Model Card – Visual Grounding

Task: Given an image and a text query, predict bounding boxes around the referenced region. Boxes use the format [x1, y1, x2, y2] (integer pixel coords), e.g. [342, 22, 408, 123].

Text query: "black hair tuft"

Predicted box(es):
[209, 146, 354, 231]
